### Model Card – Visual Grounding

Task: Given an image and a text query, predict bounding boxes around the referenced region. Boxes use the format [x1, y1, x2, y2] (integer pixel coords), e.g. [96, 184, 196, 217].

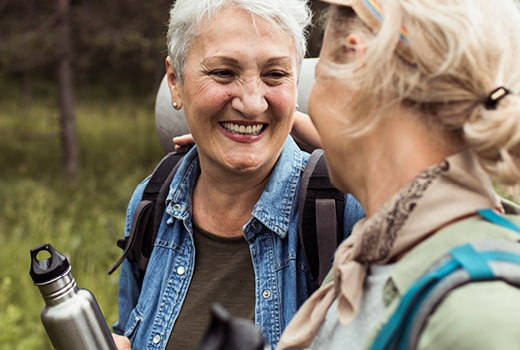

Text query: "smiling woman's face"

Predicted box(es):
[168, 7, 298, 176]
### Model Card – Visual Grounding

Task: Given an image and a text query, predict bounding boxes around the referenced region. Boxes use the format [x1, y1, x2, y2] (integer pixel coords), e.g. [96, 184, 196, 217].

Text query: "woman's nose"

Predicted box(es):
[231, 79, 268, 117]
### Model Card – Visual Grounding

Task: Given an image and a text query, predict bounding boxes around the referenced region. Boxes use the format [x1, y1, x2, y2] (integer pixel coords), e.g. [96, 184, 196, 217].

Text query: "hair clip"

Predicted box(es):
[485, 87, 511, 110]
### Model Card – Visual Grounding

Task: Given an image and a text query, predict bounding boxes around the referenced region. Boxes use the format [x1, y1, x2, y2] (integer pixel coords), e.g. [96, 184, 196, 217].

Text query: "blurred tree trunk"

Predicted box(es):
[56, 0, 79, 181]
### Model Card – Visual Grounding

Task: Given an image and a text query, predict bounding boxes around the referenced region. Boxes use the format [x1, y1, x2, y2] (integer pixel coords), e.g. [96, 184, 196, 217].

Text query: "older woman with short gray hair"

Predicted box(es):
[112, 0, 364, 349]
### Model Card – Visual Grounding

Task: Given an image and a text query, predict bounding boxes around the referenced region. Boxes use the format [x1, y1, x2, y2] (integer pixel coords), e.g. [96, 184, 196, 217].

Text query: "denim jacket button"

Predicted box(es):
[262, 289, 271, 298]
[153, 335, 161, 344]
[177, 266, 186, 275]
[173, 204, 181, 211]
[251, 222, 258, 231]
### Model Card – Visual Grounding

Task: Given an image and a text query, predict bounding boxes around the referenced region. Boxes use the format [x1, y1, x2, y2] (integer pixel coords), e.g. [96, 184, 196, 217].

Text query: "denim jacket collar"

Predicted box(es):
[164, 137, 305, 239]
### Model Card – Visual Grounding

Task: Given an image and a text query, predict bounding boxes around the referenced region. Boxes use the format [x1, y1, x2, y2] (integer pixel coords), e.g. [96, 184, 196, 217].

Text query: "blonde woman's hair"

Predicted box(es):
[326, 0, 520, 184]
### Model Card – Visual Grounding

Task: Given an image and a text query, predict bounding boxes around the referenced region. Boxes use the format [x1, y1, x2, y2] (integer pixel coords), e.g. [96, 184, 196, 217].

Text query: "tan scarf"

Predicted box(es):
[277, 150, 499, 349]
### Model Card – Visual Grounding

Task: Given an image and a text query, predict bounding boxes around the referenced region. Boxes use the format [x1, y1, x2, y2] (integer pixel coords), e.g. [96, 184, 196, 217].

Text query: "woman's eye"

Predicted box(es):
[263, 71, 289, 85]
[210, 70, 234, 81]
[268, 71, 288, 78]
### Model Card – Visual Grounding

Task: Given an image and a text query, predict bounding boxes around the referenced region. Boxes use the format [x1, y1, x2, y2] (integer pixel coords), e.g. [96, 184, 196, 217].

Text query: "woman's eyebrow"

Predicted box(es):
[201, 56, 294, 67]
[201, 56, 240, 67]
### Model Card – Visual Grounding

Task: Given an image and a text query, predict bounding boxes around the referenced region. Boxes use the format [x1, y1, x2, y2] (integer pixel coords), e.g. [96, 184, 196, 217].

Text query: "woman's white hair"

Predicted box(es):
[166, 0, 311, 85]
[326, 0, 520, 184]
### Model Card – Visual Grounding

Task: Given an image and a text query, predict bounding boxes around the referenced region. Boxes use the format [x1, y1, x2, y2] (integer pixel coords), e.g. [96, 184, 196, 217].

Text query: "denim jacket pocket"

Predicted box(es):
[124, 306, 144, 340]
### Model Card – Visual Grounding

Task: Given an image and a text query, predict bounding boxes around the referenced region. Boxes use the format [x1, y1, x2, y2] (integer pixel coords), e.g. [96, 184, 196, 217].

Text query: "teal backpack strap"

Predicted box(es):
[370, 210, 520, 350]
[477, 208, 520, 232]
[407, 240, 520, 349]
[369, 245, 486, 350]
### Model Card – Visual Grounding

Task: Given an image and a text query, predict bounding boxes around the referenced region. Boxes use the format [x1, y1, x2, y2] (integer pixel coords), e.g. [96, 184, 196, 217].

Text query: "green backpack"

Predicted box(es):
[370, 208, 520, 350]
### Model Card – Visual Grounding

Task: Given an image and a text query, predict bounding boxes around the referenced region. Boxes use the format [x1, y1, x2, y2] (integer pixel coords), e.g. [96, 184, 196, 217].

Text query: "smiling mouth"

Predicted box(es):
[220, 122, 266, 135]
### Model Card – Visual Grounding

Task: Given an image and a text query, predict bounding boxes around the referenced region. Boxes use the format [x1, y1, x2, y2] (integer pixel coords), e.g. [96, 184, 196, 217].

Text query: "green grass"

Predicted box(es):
[0, 85, 164, 349]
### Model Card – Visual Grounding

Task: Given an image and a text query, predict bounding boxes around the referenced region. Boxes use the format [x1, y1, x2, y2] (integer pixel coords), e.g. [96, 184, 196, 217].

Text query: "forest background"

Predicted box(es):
[1, 1, 518, 349]
[0, 0, 327, 349]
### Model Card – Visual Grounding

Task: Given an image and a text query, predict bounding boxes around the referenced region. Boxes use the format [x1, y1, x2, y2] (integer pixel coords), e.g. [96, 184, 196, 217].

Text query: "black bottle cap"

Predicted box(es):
[29, 243, 70, 284]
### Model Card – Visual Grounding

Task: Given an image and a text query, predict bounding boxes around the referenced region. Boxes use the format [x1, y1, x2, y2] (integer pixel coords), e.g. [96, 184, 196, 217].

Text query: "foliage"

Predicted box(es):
[0, 86, 163, 349]
[0, 0, 172, 93]
[0, 0, 326, 95]
[0, 1, 57, 72]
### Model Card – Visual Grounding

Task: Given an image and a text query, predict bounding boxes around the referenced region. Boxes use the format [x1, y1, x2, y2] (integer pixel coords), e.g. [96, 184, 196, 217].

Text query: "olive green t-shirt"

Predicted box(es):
[166, 224, 255, 349]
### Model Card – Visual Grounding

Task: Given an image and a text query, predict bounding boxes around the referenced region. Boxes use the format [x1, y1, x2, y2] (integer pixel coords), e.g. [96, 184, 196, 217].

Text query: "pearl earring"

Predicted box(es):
[172, 102, 178, 109]
[295, 104, 299, 110]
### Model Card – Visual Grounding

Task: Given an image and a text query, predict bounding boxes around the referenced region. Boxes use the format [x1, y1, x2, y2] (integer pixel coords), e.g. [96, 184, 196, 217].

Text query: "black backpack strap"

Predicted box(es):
[108, 145, 191, 282]
[298, 149, 346, 287]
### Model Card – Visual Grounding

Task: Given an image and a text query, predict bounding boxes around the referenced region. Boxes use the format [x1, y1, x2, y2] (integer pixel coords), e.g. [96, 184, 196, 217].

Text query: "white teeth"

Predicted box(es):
[222, 122, 263, 135]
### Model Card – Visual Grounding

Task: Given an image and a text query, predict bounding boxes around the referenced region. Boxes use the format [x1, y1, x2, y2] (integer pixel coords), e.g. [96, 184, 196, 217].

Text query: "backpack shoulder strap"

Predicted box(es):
[406, 239, 520, 349]
[108, 145, 191, 283]
[298, 149, 346, 287]
[370, 210, 520, 350]
[500, 196, 520, 215]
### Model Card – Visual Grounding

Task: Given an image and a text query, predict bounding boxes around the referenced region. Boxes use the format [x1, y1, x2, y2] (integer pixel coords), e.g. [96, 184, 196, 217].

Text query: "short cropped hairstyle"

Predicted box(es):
[324, 0, 520, 184]
[166, 0, 312, 85]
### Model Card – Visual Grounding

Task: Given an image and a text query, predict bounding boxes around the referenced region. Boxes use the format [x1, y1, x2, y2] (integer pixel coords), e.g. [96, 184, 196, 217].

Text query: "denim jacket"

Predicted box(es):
[113, 137, 364, 349]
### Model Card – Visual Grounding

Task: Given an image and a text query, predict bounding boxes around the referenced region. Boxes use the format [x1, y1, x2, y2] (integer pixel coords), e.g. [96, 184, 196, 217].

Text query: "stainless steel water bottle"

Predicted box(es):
[30, 242, 117, 350]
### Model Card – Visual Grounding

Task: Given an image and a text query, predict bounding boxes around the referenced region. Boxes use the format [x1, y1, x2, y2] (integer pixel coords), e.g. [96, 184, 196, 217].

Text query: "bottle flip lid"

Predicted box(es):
[30, 243, 70, 284]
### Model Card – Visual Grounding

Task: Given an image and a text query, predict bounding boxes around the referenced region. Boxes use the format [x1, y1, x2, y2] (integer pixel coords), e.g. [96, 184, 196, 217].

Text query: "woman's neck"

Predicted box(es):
[353, 108, 455, 217]
[191, 163, 270, 237]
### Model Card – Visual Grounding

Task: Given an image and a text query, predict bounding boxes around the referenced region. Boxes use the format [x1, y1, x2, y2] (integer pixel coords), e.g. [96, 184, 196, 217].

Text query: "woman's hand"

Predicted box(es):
[173, 134, 195, 150]
[291, 111, 322, 152]
[112, 334, 132, 350]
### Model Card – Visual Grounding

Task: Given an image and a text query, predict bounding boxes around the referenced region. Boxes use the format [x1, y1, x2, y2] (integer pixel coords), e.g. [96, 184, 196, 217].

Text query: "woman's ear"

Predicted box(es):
[165, 56, 183, 109]
[346, 33, 367, 60]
